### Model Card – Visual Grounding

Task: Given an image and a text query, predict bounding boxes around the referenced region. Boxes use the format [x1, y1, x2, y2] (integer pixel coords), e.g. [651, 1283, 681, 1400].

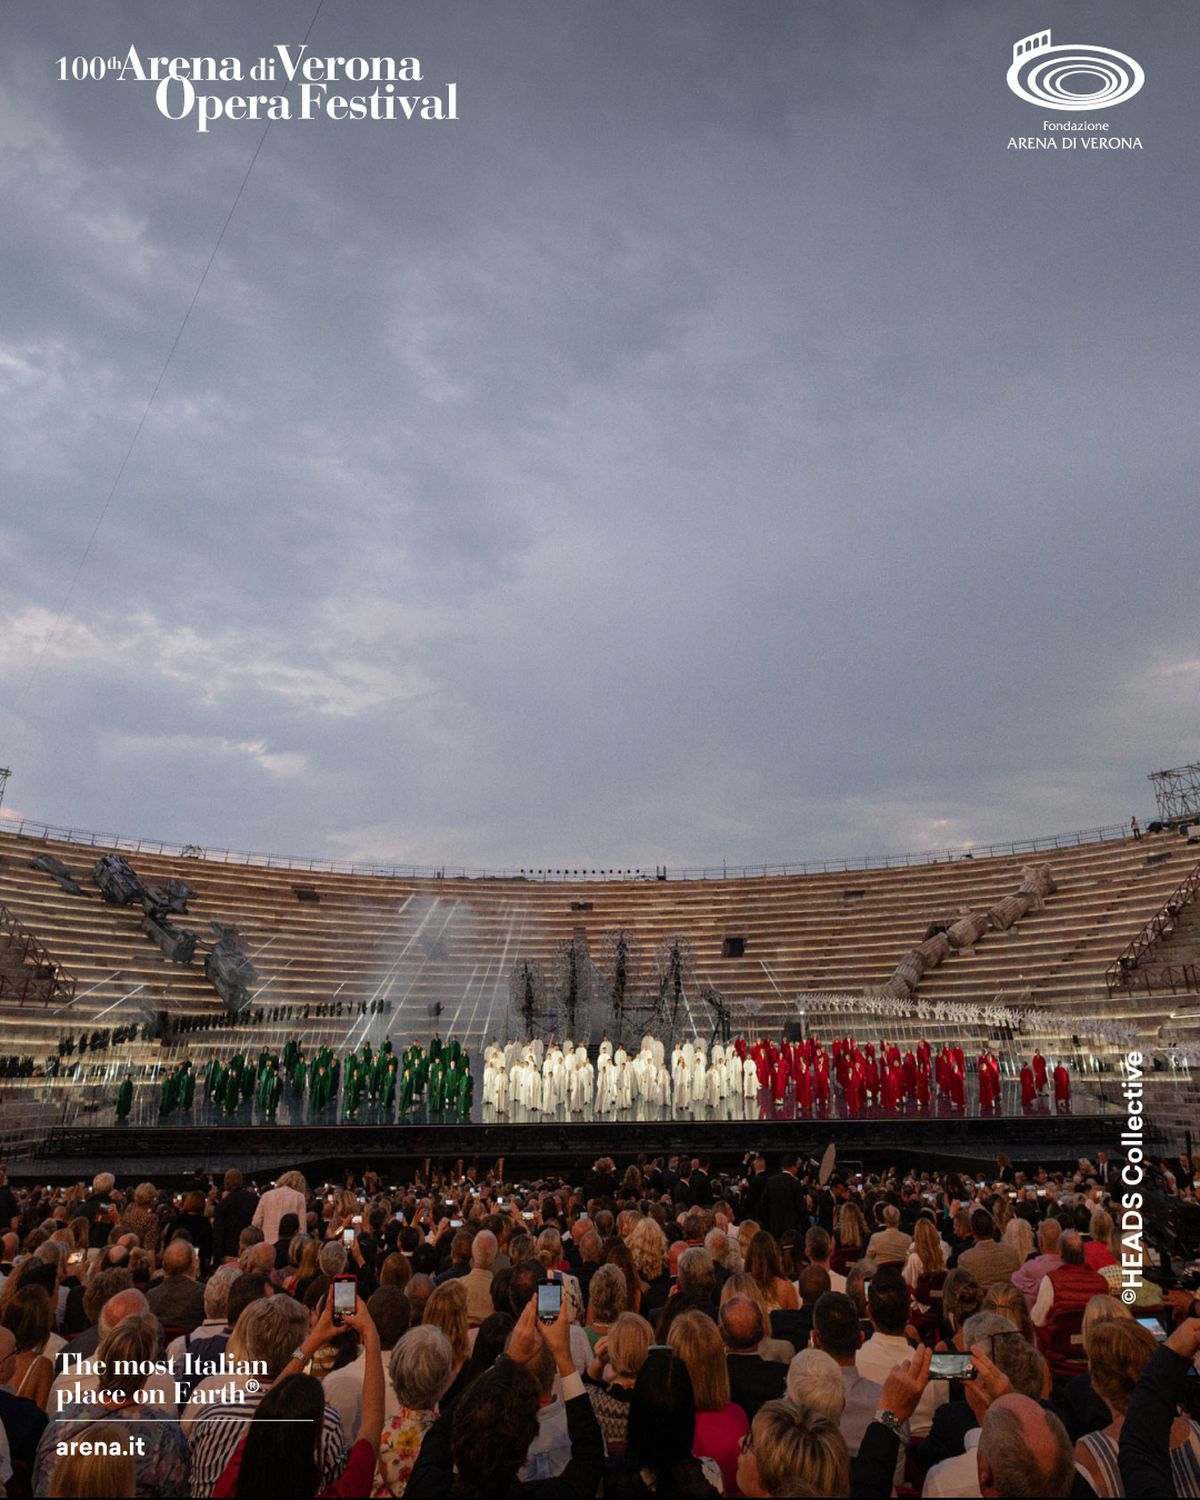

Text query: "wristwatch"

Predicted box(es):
[872, 1408, 902, 1436]
[291, 1345, 307, 1364]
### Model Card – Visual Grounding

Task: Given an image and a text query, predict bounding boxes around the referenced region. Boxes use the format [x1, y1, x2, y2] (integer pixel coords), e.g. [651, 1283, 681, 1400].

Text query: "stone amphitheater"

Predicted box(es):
[1, 815, 1197, 1160]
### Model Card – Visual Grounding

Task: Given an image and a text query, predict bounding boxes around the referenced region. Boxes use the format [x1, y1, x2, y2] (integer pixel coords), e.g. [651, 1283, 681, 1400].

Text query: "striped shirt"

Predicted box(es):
[187, 1385, 346, 1498]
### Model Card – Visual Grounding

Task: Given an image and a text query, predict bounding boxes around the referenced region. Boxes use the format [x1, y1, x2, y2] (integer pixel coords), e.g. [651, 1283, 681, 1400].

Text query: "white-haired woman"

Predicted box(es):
[374, 1325, 456, 1496]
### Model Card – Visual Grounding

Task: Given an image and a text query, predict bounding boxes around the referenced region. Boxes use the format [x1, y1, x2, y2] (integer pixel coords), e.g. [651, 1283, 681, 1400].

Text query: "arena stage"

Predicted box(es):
[21, 1077, 1126, 1184]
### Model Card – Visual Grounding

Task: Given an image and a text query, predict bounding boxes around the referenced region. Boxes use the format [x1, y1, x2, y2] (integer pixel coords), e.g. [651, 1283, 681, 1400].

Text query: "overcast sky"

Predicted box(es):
[1, 1, 1197, 872]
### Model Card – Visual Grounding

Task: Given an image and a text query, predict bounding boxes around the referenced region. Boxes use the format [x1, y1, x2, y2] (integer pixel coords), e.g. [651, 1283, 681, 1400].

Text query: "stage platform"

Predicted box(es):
[17, 1100, 1125, 1184]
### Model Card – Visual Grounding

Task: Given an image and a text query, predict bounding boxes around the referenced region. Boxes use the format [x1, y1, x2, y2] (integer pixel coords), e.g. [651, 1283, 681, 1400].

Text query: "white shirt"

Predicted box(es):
[1031, 1273, 1057, 1327]
[855, 1332, 945, 1438]
[251, 1185, 306, 1246]
[922, 1428, 982, 1498]
[322, 1346, 366, 1441]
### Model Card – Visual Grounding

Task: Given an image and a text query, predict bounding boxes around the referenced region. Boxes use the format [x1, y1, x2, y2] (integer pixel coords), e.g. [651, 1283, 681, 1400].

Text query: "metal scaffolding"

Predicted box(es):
[1149, 762, 1200, 824]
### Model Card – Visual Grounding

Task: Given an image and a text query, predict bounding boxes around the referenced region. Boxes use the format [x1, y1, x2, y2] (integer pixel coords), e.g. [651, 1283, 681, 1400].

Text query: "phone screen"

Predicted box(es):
[333, 1277, 357, 1316]
[1136, 1317, 1166, 1342]
[929, 1352, 975, 1380]
[450, 1218, 463, 1229]
[536, 1282, 563, 1322]
[342, 1227, 355, 1245]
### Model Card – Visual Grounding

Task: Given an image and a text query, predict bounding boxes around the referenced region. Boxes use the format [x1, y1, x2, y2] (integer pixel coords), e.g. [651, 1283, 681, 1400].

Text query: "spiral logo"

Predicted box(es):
[1007, 30, 1144, 111]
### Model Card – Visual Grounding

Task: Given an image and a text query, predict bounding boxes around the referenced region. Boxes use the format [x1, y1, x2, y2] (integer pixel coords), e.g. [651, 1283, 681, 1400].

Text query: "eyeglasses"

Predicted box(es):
[739, 1431, 754, 1455]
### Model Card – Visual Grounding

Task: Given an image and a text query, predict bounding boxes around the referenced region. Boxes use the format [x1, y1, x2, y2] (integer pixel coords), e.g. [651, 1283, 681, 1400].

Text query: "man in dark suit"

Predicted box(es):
[582, 1157, 618, 1203]
[212, 1168, 259, 1263]
[689, 1156, 714, 1208]
[742, 1154, 769, 1219]
[722, 1296, 786, 1420]
[760, 1154, 809, 1241]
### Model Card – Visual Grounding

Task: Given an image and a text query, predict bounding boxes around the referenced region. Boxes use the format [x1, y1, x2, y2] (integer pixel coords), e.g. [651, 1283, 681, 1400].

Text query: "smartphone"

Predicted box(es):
[332, 1274, 357, 1325]
[1036, 1188, 1046, 1197]
[450, 1218, 463, 1229]
[522, 1211, 535, 1220]
[536, 1282, 563, 1323]
[929, 1352, 976, 1380]
[1136, 1317, 1166, 1342]
[67, 1251, 84, 1267]
[342, 1227, 355, 1246]
[577, 1211, 589, 1223]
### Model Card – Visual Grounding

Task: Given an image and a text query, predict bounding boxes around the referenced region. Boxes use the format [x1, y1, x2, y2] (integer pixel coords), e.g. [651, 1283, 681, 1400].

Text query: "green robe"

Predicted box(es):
[116, 1078, 133, 1121]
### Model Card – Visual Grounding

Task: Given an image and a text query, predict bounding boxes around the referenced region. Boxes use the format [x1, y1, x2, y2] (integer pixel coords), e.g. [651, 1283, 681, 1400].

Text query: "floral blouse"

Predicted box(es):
[371, 1405, 436, 1497]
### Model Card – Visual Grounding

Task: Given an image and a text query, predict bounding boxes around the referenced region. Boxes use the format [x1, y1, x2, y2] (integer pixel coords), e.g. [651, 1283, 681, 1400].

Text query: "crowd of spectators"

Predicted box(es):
[0, 1148, 1197, 1497]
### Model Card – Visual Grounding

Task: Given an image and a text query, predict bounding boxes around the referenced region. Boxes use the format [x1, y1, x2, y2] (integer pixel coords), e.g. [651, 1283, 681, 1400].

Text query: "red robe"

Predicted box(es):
[977, 1055, 993, 1109]
[1053, 1064, 1070, 1108]
[916, 1067, 931, 1108]
[1020, 1065, 1036, 1108]
[796, 1064, 812, 1112]
[1033, 1053, 1048, 1092]
[814, 1064, 830, 1112]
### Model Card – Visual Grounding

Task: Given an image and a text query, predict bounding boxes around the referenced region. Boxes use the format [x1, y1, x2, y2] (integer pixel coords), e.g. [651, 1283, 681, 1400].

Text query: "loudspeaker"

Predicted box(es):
[784, 1021, 803, 1042]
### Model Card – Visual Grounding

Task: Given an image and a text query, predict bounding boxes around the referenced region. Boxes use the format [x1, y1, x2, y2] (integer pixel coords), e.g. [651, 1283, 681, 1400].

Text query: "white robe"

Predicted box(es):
[673, 1065, 691, 1110]
[743, 1057, 759, 1098]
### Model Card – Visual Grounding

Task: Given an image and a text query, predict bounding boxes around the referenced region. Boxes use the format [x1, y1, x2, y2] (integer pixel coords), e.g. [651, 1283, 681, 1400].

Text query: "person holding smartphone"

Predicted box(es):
[214, 1288, 384, 1498]
[405, 1290, 604, 1498]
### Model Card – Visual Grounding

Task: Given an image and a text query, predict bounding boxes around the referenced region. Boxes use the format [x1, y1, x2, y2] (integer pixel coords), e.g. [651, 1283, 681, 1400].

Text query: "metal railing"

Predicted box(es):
[0, 817, 1137, 884]
[0, 903, 76, 1005]
[1106, 858, 1200, 996]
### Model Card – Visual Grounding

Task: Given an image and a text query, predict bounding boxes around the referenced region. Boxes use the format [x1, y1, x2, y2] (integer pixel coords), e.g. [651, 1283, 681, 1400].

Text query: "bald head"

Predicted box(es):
[241, 1242, 276, 1275]
[99, 1288, 149, 1336]
[720, 1294, 765, 1352]
[1, 1234, 18, 1260]
[977, 1395, 1074, 1497]
[162, 1239, 197, 1277]
[1037, 1219, 1061, 1253]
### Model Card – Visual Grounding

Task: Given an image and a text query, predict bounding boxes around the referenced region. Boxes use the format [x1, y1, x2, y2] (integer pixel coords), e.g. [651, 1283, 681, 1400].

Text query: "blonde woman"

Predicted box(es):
[1075, 1320, 1200, 1496]
[737, 1218, 762, 1266]
[738, 1397, 851, 1497]
[667, 1309, 749, 1494]
[421, 1281, 469, 1382]
[1086, 1209, 1117, 1271]
[983, 1281, 1035, 1345]
[46, 1420, 136, 1497]
[1081, 1293, 1133, 1356]
[904, 1218, 947, 1290]
[253, 1169, 307, 1244]
[585, 1311, 652, 1453]
[1003, 1216, 1034, 1268]
[835, 1203, 867, 1272]
[626, 1216, 670, 1306]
